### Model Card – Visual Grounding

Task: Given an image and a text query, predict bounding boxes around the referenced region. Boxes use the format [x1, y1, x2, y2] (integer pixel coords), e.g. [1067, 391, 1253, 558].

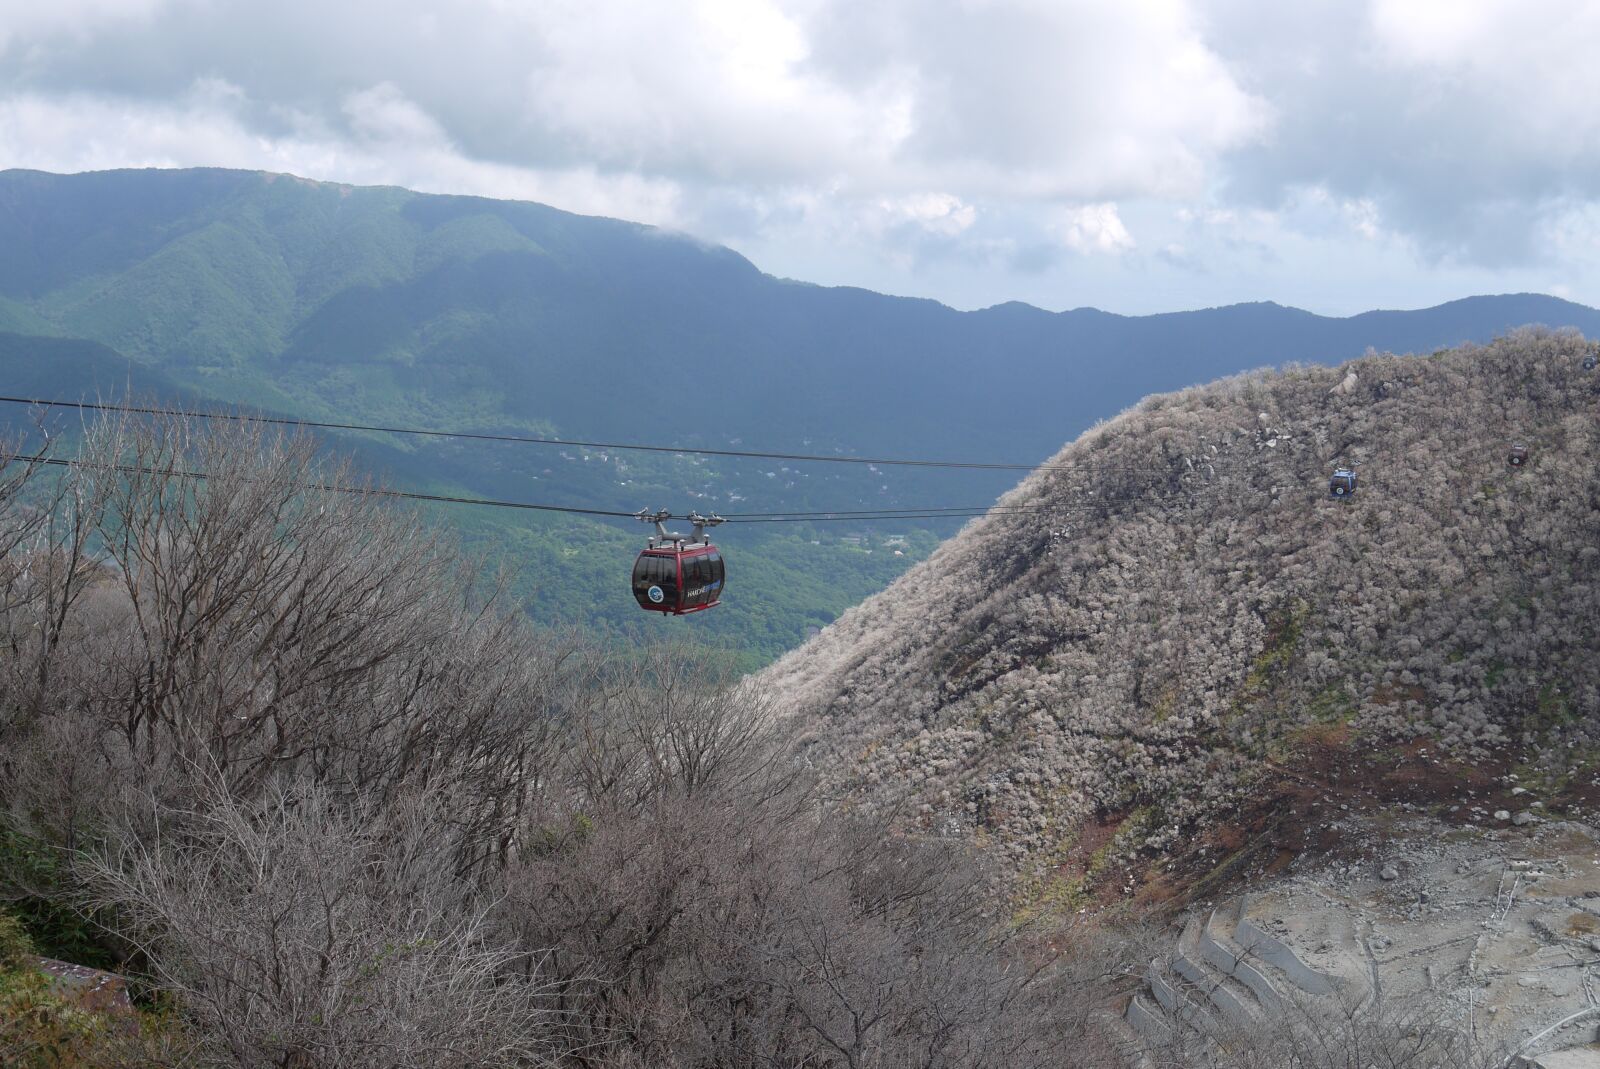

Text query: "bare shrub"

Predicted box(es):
[1137, 983, 1502, 1069]
[0, 409, 574, 872]
[501, 640, 1117, 1068]
[88, 782, 562, 1069]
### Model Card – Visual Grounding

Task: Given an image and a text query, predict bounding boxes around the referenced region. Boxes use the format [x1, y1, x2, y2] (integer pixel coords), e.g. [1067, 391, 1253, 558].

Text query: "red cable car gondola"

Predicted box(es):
[631, 510, 726, 615]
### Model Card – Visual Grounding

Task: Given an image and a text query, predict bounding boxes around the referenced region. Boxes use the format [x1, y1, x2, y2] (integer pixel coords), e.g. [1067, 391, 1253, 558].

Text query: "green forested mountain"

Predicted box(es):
[4, 166, 1600, 662]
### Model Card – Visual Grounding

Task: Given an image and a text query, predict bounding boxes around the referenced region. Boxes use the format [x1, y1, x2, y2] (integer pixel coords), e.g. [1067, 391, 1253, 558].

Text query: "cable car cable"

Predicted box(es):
[0, 451, 1227, 524]
[4, 445, 1384, 524]
[3, 453, 646, 519]
[0, 394, 1246, 476]
[2, 400, 1519, 524]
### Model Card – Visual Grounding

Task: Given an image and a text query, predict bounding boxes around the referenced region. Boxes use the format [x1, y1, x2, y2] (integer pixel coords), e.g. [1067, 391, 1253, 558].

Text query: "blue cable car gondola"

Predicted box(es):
[1328, 467, 1357, 498]
[1585, 353, 1598, 371]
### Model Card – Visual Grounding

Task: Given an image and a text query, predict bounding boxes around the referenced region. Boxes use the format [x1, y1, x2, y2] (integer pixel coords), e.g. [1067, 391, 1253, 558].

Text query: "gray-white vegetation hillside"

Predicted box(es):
[763, 329, 1600, 884]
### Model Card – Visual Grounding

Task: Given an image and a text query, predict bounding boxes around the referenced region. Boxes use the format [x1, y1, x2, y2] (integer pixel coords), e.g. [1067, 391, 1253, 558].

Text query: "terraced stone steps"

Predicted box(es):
[1126, 894, 1350, 1044]
[1172, 914, 1264, 1026]
[1524, 1049, 1600, 1069]
[1124, 993, 1169, 1044]
[1093, 1007, 1155, 1069]
[1195, 901, 1285, 1013]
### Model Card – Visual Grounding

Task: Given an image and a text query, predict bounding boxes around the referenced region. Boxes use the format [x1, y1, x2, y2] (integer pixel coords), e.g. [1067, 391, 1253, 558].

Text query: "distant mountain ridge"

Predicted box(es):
[3, 166, 1599, 663]
[4, 168, 1598, 468]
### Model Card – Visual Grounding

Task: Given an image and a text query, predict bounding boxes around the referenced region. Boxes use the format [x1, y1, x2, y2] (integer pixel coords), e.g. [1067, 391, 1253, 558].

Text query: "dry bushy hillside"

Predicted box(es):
[763, 330, 1600, 894]
[0, 413, 1120, 1067]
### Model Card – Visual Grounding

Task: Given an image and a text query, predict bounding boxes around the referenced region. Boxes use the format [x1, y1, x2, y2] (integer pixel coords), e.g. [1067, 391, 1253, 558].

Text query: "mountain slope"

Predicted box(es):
[0, 332, 184, 401]
[763, 330, 1600, 899]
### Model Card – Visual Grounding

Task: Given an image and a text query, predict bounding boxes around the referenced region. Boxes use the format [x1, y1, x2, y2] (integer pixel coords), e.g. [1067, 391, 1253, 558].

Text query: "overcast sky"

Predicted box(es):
[3, 0, 1598, 315]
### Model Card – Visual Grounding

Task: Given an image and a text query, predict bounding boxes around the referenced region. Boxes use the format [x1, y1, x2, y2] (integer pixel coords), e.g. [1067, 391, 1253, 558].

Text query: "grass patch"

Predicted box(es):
[1306, 685, 1356, 724]
[1567, 913, 1600, 937]
[0, 828, 116, 972]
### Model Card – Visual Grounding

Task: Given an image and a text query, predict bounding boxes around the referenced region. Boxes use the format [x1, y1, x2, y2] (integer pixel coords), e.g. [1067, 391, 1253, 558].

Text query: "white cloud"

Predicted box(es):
[513, 0, 901, 182]
[0, 88, 685, 225]
[1291, 187, 1384, 241]
[872, 192, 977, 237]
[4, 0, 1600, 310]
[342, 83, 448, 146]
[1368, 0, 1593, 67]
[1539, 202, 1600, 260]
[1366, 0, 1600, 148]
[1343, 198, 1380, 240]
[0, 0, 1267, 204]
[1367, 0, 1500, 63]
[1203, 0, 1600, 265]
[807, 0, 1270, 200]
[0, 0, 170, 51]
[1055, 203, 1135, 255]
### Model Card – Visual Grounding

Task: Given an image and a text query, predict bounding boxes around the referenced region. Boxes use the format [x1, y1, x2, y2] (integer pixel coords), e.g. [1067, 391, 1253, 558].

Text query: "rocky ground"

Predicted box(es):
[1125, 806, 1600, 1067]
